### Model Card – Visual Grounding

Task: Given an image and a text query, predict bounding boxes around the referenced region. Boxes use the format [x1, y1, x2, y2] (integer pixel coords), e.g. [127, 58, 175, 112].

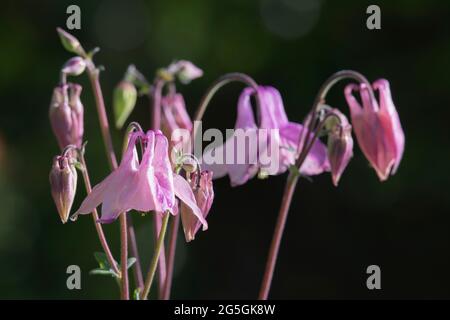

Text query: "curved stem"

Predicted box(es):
[141, 213, 170, 300]
[86, 63, 118, 169]
[193, 72, 260, 122]
[77, 151, 120, 277]
[162, 213, 180, 300]
[259, 70, 375, 300]
[85, 60, 144, 292]
[296, 70, 374, 166]
[120, 213, 129, 300]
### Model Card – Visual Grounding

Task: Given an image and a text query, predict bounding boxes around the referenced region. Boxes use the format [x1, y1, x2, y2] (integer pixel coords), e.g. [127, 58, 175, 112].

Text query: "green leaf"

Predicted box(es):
[133, 288, 141, 300]
[127, 257, 137, 270]
[93, 252, 111, 270]
[89, 268, 118, 277]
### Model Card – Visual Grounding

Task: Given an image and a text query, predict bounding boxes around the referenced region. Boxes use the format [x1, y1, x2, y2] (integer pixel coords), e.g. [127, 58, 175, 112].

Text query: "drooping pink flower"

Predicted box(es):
[73, 130, 208, 230]
[180, 171, 214, 242]
[345, 79, 404, 181]
[49, 83, 84, 149]
[326, 109, 353, 186]
[202, 86, 330, 186]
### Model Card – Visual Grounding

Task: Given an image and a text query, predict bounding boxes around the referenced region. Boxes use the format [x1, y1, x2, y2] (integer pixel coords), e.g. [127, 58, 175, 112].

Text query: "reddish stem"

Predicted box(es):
[162, 214, 180, 300]
[85, 61, 143, 294]
[258, 70, 376, 299]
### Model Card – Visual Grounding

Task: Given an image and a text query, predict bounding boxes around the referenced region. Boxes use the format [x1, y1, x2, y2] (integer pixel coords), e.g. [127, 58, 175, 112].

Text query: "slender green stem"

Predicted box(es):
[141, 213, 170, 300]
[258, 70, 376, 300]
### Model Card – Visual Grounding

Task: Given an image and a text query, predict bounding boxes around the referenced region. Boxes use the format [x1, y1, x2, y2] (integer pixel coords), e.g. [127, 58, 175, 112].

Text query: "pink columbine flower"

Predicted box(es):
[326, 109, 353, 186]
[345, 79, 404, 181]
[49, 154, 78, 223]
[73, 130, 207, 230]
[49, 83, 84, 149]
[180, 171, 214, 242]
[203, 86, 330, 186]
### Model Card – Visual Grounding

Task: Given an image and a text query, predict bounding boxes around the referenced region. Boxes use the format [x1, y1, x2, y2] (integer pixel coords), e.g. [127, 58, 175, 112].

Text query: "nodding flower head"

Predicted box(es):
[73, 129, 208, 231]
[49, 83, 84, 150]
[325, 109, 353, 186]
[166, 60, 203, 84]
[49, 153, 78, 223]
[345, 79, 404, 181]
[180, 170, 214, 242]
[202, 86, 330, 186]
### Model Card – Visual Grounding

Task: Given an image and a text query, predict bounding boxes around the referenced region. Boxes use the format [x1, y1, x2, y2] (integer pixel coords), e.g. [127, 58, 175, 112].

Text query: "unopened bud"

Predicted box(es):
[49, 155, 78, 223]
[49, 83, 84, 149]
[327, 109, 353, 186]
[113, 81, 137, 129]
[166, 60, 203, 84]
[62, 57, 86, 76]
[57, 28, 85, 56]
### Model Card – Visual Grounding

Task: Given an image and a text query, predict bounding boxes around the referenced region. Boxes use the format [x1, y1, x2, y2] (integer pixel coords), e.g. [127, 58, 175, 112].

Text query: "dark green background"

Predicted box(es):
[0, 0, 449, 299]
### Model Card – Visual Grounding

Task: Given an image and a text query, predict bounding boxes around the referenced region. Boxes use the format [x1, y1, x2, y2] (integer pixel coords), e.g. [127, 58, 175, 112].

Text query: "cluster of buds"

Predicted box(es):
[49, 32, 87, 222]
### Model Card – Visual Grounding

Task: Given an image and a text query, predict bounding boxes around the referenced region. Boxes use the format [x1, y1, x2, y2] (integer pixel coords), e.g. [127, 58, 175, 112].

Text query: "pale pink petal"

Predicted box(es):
[373, 79, 405, 174]
[280, 122, 330, 175]
[152, 132, 176, 212]
[173, 174, 208, 230]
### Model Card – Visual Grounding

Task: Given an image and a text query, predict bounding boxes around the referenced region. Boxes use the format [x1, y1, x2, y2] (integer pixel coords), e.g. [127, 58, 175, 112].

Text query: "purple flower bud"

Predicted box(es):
[49, 155, 78, 223]
[62, 57, 86, 76]
[167, 60, 203, 84]
[56, 27, 85, 56]
[180, 171, 214, 242]
[326, 109, 353, 186]
[49, 83, 84, 150]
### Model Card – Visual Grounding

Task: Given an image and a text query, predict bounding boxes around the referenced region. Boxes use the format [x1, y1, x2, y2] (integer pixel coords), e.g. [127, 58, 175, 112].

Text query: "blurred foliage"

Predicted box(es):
[0, 0, 449, 299]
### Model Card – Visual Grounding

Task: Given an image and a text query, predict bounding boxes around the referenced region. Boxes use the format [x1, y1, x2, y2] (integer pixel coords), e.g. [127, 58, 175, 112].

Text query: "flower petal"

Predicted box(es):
[173, 174, 208, 230]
